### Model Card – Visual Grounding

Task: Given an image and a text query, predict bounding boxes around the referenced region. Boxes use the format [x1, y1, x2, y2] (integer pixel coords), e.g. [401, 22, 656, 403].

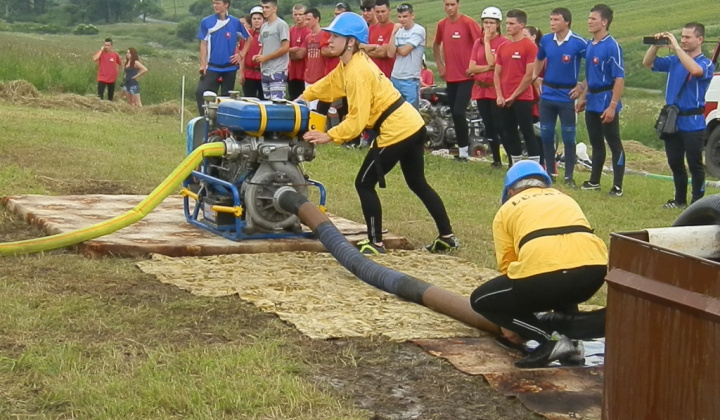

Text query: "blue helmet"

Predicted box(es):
[501, 160, 552, 203]
[323, 12, 369, 44]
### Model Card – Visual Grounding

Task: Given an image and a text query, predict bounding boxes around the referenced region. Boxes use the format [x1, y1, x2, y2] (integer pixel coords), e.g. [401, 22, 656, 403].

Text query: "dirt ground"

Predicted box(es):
[0, 178, 540, 420]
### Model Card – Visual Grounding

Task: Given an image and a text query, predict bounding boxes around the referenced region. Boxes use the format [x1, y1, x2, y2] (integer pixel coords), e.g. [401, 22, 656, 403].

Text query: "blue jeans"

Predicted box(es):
[391, 78, 420, 109]
[539, 99, 576, 179]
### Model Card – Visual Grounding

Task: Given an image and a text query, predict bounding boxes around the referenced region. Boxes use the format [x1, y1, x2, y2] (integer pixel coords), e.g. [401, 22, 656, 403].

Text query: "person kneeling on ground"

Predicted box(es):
[299, 12, 458, 255]
[470, 160, 607, 368]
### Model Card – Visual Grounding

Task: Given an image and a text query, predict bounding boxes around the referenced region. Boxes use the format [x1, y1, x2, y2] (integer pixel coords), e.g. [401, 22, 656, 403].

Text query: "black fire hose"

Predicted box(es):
[275, 188, 501, 335]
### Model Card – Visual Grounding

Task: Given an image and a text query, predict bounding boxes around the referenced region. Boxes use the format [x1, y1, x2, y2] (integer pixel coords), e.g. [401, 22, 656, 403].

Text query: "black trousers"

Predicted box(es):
[355, 126, 453, 244]
[585, 111, 625, 188]
[195, 70, 237, 115]
[470, 265, 606, 343]
[97, 82, 115, 100]
[500, 100, 540, 157]
[663, 130, 705, 204]
[288, 79, 305, 101]
[445, 80, 474, 148]
[476, 98, 504, 164]
[242, 78, 265, 100]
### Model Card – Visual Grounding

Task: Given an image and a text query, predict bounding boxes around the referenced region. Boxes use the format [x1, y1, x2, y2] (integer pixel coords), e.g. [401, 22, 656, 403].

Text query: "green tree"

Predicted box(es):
[136, 0, 164, 22]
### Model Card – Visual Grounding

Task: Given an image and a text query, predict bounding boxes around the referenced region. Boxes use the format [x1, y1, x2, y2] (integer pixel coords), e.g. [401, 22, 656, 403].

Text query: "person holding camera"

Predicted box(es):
[642, 23, 714, 209]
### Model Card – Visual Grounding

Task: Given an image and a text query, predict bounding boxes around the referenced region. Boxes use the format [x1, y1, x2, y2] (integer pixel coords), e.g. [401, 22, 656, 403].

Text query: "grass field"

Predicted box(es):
[1, 0, 718, 417]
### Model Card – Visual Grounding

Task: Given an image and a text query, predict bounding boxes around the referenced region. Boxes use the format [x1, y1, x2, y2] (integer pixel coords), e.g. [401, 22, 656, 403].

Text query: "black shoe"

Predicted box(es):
[514, 333, 575, 369]
[609, 186, 623, 197]
[580, 181, 600, 191]
[425, 234, 459, 253]
[490, 161, 503, 169]
[564, 178, 578, 189]
[662, 199, 687, 209]
[558, 340, 585, 366]
[356, 239, 386, 255]
[494, 336, 530, 356]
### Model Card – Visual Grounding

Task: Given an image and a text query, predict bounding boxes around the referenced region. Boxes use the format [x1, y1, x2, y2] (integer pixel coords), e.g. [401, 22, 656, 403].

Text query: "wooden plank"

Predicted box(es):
[1, 194, 414, 258]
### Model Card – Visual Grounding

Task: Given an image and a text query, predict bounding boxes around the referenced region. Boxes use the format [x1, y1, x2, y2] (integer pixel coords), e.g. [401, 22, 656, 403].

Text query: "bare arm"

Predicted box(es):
[199, 40, 208, 73]
[255, 40, 290, 63]
[508, 62, 535, 103]
[433, 42, 445, 78]
[600, 77, 625, 123]
[133, 61, 148, 79]
[92, 50, 102, 62]
[291, 46, 307, 60]
[642, 45, 660, 69]
[494, 64, 504, 107]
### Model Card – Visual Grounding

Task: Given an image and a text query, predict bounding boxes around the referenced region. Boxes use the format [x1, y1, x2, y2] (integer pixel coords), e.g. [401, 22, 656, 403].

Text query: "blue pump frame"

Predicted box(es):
[182, 116, 327, 241]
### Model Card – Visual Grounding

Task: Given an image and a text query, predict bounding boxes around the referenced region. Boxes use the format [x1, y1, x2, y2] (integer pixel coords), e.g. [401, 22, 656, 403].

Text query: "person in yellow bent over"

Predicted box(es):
[298, 12, 458, 255]
[470, 160, 607, 368]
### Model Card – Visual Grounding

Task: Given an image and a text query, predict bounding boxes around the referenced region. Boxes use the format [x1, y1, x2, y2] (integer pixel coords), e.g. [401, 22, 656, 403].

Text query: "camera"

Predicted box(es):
[643, 36, 670, 45]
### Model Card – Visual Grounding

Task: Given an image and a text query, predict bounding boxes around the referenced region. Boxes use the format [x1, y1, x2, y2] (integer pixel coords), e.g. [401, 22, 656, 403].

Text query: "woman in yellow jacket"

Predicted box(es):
[471, 160, 608, 368]
[299, 12, 457, 255]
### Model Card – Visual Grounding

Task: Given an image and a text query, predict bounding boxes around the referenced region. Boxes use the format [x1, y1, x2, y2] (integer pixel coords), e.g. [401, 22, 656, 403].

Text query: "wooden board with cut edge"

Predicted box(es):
[1, 194, 413, 258]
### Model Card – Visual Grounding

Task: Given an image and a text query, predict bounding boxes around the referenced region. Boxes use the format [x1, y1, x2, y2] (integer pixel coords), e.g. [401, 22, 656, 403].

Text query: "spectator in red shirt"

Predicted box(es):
[299, 8, 325, 110]
[493, 9, 541, 166]
[239, 6, 265, 99]
[421, 61, 434, 87]
[361, 0, 395, 78]
[92, 38, 122, 101]
[467, 6, 510, 168]
[432, 0, 482, 161]
[360, 0, 377, 26]
[288, 4, 311, 100]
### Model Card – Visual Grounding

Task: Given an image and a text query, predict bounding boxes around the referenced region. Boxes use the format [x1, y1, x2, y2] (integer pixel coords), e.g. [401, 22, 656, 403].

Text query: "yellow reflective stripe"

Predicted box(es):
[243, 98, 268, 136]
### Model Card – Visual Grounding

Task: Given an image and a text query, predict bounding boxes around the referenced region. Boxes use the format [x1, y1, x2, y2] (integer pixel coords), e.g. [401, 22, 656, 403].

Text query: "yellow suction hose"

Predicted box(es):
[0, 142, 226, 256]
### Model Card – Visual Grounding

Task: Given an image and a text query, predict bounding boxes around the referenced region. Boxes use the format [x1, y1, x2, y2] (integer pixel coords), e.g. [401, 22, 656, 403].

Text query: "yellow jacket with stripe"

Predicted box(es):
[302, 52, 424, 147]
[492, 187, 608, 279]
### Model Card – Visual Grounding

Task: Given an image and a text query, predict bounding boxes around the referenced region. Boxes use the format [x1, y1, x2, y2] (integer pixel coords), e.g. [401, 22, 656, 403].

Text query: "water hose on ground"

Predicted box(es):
[0, 142, 226, 256]
[275, 188, 502, 334]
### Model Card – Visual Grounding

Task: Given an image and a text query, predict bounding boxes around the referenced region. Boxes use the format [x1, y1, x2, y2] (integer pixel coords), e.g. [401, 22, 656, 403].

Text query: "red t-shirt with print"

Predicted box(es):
[97, 51, 122, 83]
[320, 32, 340, 75]
[434, 15, 482, 83]
[470, 35, 509, 100]
[289, 25, 312, 81]
[368, 22, 396, 78]
[495, 37, 537, 102]
[303, 31, 326, 84]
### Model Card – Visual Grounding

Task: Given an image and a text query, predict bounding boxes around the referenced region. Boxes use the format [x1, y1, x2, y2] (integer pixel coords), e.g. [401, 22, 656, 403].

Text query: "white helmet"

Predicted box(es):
[249, 6, 263, 15]
[481, 6, 502, 21]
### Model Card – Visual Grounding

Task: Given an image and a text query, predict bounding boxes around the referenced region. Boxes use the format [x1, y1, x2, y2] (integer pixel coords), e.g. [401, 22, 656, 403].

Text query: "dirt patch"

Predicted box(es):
[0, 211, 538, 419]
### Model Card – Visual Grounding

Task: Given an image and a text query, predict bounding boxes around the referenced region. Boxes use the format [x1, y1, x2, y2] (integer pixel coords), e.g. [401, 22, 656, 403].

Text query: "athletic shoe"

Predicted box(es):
[559, 340, 586, 366]
[356, 239, 386, 255]
[609, 186, 623, 197]
[490, 161, 503, 169]
[454, 156, 469, 163]
[580, 181, 601, 191]
[662, 199, 687, 209]
[494, 336, 530, 356]
[565, 178, 578, 189]
[514, 332, 576, 369]
[425, 235, 459, 253]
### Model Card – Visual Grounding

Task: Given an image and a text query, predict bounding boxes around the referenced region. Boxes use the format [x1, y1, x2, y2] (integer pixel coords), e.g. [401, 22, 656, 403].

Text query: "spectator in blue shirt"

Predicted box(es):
[533, 8, 587, 187]
[643, 22, 714, 209]
[195, 0, 250, 115]
[575, 4, 625, 197]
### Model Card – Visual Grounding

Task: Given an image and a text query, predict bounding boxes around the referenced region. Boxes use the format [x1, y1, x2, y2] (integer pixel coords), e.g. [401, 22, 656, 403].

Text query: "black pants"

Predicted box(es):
[476, 99, 504, 164]
[288, 79, 305, 101]
[470, 265, 606, 343]
[195, 70, 237, 115]
[663, 130, 705, 204]
[445, 80, 474, 148]
[500, 100, 539, 157]
[242, 78, 265, 100]
[585, 111, 624, 188]
[355, 126, 453, 244]
[97, 82, 115, 100]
